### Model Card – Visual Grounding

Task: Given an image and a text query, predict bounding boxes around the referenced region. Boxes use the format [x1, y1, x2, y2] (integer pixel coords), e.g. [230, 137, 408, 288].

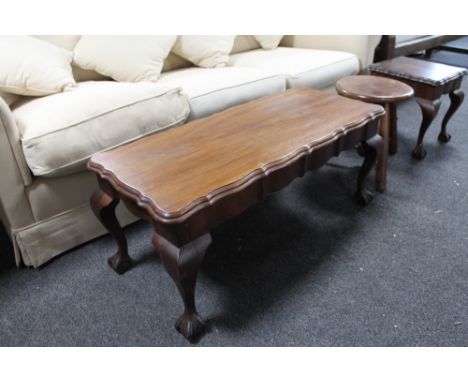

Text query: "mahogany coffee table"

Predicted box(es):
[369, 56, 467, 159]
[88, 88, 384, 342]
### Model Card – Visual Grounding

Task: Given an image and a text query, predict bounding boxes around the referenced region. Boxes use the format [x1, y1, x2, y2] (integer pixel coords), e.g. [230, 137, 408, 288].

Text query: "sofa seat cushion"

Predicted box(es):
[13, 81, 190, 177]
[229, 47, 359, 89]
[157, 67, 286, 120]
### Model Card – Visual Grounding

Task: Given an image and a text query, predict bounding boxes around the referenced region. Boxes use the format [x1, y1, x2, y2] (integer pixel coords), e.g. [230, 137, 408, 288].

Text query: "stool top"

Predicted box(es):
[369, 56, 468, 87]
[336, 75, 414, 104]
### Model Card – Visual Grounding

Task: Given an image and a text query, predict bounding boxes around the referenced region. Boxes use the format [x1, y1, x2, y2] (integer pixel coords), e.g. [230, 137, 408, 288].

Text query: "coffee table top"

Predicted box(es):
[369, 56, 468, 86]
[336, 75, 414, 104]
[88, 88, 384, 223]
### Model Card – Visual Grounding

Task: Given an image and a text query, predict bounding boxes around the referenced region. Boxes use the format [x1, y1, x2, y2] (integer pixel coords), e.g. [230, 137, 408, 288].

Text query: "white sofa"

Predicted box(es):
[0, 35, 381, 267]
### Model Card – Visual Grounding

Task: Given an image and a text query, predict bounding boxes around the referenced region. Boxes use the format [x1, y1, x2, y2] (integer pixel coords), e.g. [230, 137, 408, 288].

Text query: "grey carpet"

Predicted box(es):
[0, 51, 467, 346]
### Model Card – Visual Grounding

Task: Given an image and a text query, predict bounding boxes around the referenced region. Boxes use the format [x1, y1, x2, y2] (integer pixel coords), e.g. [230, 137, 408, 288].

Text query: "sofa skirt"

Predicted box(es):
[12, 202, 138, 268]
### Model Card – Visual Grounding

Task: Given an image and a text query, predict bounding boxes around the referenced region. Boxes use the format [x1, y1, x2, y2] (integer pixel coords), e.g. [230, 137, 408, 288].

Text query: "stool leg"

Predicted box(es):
[439, 89, 464, 143]
[412, 97, 441, 160]
[389, 103, 398, 155]
[375, 105, 389, 192]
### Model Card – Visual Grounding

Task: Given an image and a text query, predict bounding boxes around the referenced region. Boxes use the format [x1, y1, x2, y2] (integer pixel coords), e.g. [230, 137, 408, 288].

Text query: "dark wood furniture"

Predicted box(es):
[88, 88, 385, 342]
[336, 75, 414, 192]
[369, 57, 467, 159]
[374, 35, 464, 62]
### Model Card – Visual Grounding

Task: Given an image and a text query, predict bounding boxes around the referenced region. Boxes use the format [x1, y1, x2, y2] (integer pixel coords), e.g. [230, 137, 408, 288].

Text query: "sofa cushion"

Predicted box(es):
[0, 91, 21, 107]
[229, 47, 359, 89]
[162, 53, 193, 72]
[172, 36, 236, 68]
[33, 35, 111, 82]
[231, 36, 262, 54]
[254, 35, 284, 49]
[0, 36, 76, 96]
[73, 36, 177, 82]
[157, 67, 286, 120]
[13, 81, 190, 177]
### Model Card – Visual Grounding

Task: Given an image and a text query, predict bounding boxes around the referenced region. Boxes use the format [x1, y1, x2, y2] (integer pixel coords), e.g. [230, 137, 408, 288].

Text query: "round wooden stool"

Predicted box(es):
[336, 75, 413, 192]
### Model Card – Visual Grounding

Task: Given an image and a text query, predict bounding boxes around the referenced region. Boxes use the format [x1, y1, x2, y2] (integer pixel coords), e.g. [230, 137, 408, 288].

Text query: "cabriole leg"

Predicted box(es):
[354, 134, 384, 206]
[153, 232, 212, 342]
[90, 190, 132, 274]
[412, 97, 441, 160]
[439, 89, 464, 143]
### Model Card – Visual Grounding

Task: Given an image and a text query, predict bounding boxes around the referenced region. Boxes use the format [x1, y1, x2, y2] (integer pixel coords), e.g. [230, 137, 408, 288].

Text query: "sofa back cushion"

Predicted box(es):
[254, 35, 284, 49]
[1, 91, 21, 107]
[32, 35, 79, 51]
[172, 35, 236, 68]
[0, 36, 77, 96]
[32, 35, 269, 79]
[162, 53, 193, 72]
[34, 36, 215, 77]
[231, 35, 262, 54]
[33, 35, 110, 82]
[73, 36, 177, 82]
[164, 35, 262, 71]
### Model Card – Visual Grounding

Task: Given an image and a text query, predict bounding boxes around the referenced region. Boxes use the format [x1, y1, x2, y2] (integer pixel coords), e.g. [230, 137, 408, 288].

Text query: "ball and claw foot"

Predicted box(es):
[354, 189, 373, 206]
[176, 311, 205, 342]
[412, 145, 427, 160]
[438, 131, 451, 143]
[108, 252, 133, 274]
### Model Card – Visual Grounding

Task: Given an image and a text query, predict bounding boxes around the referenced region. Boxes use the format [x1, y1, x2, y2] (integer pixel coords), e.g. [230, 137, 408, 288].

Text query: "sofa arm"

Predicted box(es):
[282, 35, 382, 71]
[0, 96, 34, 233]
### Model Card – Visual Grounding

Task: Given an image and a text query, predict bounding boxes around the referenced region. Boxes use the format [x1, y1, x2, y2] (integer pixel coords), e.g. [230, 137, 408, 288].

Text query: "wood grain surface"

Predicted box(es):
[88, 88, 384, 224]
[336, 75, 414, 104]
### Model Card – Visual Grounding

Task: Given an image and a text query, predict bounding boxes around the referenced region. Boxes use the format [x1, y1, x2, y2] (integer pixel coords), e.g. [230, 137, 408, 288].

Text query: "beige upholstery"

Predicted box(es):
[0, 97, 32, 186]
[172, 36, 236, 68]
[162, 35, 261, 72]
[0, 35, 381, 268]
[231, 35, 261, 54]
[254, 35, 284, 49]
[162, 53, 192, 72]
[26, 171, 97, 222]
[0, 36, 76, 96]
[0, 97, 35, 237]
[229, 47, 359, 89]
[73, 36, 177, 82]
[13, 81, 190, 177]
[158, 67, 286, 120]
[282, 35, 381, 70]
[33, 35, 109, 82]
[14, 191, 138, 267]
[0, 91, 21, 107]
[33, 35, 80, 50]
